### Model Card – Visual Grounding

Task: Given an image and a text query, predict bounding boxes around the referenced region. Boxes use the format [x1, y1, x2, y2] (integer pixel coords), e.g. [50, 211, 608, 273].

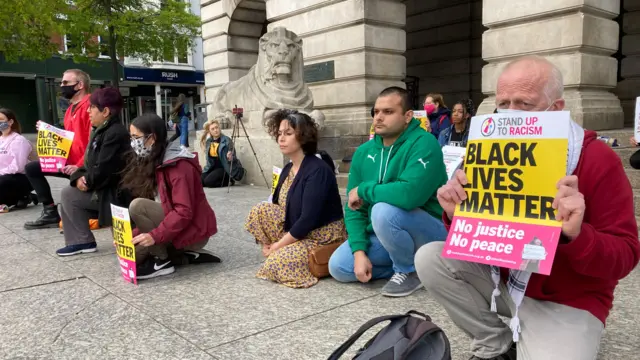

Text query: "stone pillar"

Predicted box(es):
[477, 0, 624, 130]
[266, 0, 407, 157]
[199, 85, 206, 103]
[201, 0, 266, 114]
[615, 0, 640, 127]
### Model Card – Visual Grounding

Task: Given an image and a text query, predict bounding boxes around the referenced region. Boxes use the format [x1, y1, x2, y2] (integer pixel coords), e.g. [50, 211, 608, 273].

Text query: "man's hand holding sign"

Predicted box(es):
[553, 175, 585, 240]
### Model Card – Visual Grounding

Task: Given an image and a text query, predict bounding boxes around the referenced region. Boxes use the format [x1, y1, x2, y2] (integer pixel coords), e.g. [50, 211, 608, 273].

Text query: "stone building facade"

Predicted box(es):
[200, 0, 639, 164]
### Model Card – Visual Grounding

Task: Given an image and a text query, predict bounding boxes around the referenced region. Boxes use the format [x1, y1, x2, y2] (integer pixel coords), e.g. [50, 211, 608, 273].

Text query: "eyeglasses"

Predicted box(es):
[130, 134, 152, 142]
[61, 81, 78, 86]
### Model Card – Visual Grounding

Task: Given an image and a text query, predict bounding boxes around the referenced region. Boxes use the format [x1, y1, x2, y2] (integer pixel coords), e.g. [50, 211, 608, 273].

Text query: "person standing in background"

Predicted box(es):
[171, 94, 189, 149]
[24, 69, 92, 230]
[424, 93, 451, 139]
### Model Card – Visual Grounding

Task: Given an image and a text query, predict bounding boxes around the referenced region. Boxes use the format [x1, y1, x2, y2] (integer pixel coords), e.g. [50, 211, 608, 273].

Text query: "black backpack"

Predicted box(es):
[317, 150, 337, 174]
[328, 311, 451, 360]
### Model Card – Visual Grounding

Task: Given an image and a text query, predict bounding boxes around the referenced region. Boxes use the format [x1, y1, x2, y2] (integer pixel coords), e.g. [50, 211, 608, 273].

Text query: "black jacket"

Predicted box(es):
[273, 154, 344, 240]
[70, 117, 132, 227]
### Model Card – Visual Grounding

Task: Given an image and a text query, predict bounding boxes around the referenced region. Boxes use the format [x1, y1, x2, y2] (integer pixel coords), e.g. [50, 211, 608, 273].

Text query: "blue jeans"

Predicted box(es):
[329, 202, 448, 282]
[179, 117, 189, 146]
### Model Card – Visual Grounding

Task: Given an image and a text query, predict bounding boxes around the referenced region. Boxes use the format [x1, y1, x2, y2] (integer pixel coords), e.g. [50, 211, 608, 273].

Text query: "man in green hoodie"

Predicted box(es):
[328, 87, 449, 297]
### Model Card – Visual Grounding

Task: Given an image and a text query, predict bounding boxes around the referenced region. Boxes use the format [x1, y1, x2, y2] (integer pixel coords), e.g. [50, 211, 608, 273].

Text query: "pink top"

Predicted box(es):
[0, 132, 32, 175]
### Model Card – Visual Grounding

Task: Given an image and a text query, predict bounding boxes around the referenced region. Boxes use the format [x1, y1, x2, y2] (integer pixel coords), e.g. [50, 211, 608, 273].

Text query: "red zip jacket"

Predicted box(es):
[63, 94, 92, 167]
[147, 141, 217, 248]
[444, 130, 639, 325]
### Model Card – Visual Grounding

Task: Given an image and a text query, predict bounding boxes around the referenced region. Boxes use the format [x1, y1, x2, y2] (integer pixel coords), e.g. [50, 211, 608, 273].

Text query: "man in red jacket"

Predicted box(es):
[415, 56, 640, 360]
[24, 69, 92, 230]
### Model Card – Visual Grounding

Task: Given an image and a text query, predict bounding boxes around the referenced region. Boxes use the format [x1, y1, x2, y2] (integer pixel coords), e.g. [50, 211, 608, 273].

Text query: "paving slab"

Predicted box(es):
[0, 278, 107, 359]
[0, 277, 215, 360]
[123, 265, 383, 350]
[208, 289, 470, 360]
[0, 232, 26, 245]
[0, 176, 638, 359]
[49, 294, 215, 360]
[0, 223, 15, 235]
[66, 233, 264, 293]
[27, 228, 116, 262]
[0, 242, 80, 292]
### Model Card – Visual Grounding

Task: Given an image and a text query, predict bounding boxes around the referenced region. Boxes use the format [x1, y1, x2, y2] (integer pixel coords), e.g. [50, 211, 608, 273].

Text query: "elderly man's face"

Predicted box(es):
[495, 62, 564, 112]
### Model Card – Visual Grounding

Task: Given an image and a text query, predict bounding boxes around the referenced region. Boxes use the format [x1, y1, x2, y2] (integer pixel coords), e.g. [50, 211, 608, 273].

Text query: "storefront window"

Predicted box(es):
[177, 42, 189, 64]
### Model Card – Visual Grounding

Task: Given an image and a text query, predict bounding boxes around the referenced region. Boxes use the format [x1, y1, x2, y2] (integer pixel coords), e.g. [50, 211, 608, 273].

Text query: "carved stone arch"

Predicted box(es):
[201, 0, 267, 116]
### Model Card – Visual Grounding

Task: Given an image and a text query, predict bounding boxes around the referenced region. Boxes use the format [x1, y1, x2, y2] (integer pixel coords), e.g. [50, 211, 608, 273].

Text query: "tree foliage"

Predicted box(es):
[0, 0, 67, 61]
[0, 0, 201, 87]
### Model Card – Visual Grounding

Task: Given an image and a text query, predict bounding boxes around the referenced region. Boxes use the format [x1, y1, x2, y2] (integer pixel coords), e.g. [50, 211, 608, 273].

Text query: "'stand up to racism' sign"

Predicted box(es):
[36, 123, 74, 172]
[442, 111, 570, 275]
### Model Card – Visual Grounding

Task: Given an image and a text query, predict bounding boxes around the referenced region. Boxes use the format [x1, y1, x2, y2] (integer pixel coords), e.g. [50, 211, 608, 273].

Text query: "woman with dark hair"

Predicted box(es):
[424, 93, 451, 139]
[0, 108, 37, 210]
[244, 109, 346, 288]
[170, 93, 189, 149]
[438, 98, 474, 148]
[122, 114, 220, 280]
[56, 87, 132, 256]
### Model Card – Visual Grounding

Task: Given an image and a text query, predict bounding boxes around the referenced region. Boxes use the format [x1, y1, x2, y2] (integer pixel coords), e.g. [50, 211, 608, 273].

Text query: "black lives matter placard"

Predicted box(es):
[442, 111, 570, 275]
[36, 123, 74, 172]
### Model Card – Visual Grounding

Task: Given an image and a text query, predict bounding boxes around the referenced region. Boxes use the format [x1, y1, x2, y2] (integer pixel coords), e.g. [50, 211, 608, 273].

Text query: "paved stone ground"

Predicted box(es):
[1, 177, 638, 359]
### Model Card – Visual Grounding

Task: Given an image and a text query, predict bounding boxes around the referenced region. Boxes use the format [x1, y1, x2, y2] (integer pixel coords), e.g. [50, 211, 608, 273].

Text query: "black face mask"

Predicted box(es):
[61, 84, 79, 100]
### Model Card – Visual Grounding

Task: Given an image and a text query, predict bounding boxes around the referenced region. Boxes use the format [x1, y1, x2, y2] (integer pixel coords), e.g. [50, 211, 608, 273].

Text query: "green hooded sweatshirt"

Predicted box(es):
[345, 118, 447, 253]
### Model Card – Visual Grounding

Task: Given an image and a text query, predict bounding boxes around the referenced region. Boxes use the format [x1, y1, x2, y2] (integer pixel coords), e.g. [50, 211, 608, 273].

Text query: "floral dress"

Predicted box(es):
[245, 171, 346, 288]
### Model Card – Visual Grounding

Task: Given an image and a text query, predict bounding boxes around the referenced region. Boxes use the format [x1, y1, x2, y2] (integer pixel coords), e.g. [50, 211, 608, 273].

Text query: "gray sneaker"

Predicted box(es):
[380, 272, 423, 297]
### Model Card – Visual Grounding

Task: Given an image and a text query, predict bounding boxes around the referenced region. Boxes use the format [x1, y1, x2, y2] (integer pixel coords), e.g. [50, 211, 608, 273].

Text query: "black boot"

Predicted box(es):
[24, 204, 60, 230]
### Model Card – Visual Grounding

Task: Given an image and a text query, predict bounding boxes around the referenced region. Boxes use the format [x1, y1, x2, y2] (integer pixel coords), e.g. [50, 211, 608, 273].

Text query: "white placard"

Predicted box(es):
[522, 244, 547, 261]
[469, 111, 570, 140]
[634, 97, 640, 143]
[442, 145, 466, 180]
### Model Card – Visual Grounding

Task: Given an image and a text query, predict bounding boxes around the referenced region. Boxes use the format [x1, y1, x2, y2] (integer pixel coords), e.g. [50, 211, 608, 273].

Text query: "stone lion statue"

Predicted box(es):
[210, 27, 324, 129]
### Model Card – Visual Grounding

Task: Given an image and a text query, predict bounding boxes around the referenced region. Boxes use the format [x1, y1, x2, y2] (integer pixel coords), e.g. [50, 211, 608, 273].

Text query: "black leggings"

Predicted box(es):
[201, 168, 230, 188]
[0, 173, 33, 206]
[631, 149, 640, 170]
[25, 160, 70, 205]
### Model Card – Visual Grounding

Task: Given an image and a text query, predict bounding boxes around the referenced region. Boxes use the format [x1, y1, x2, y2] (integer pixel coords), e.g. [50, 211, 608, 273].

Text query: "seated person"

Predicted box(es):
[425, 93, 451, 139]
[438, 99, 474, 148]
[121, 114, 220, 280]
[328, 86, 448, 297]
[0, 108, 37, 209]
[245, 109, 346, 288]
[56, 88, 132, 256]
[25, 69, 92, 230]
[200, 119, 245, 188]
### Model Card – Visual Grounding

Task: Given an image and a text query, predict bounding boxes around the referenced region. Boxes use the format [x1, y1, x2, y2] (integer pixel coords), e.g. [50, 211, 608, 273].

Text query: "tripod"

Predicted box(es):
[224, 105, 270, 193]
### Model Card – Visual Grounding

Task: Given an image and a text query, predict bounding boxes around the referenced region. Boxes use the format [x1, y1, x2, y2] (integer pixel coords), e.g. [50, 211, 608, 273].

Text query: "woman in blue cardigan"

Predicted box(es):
[245, 109, 346, 288]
